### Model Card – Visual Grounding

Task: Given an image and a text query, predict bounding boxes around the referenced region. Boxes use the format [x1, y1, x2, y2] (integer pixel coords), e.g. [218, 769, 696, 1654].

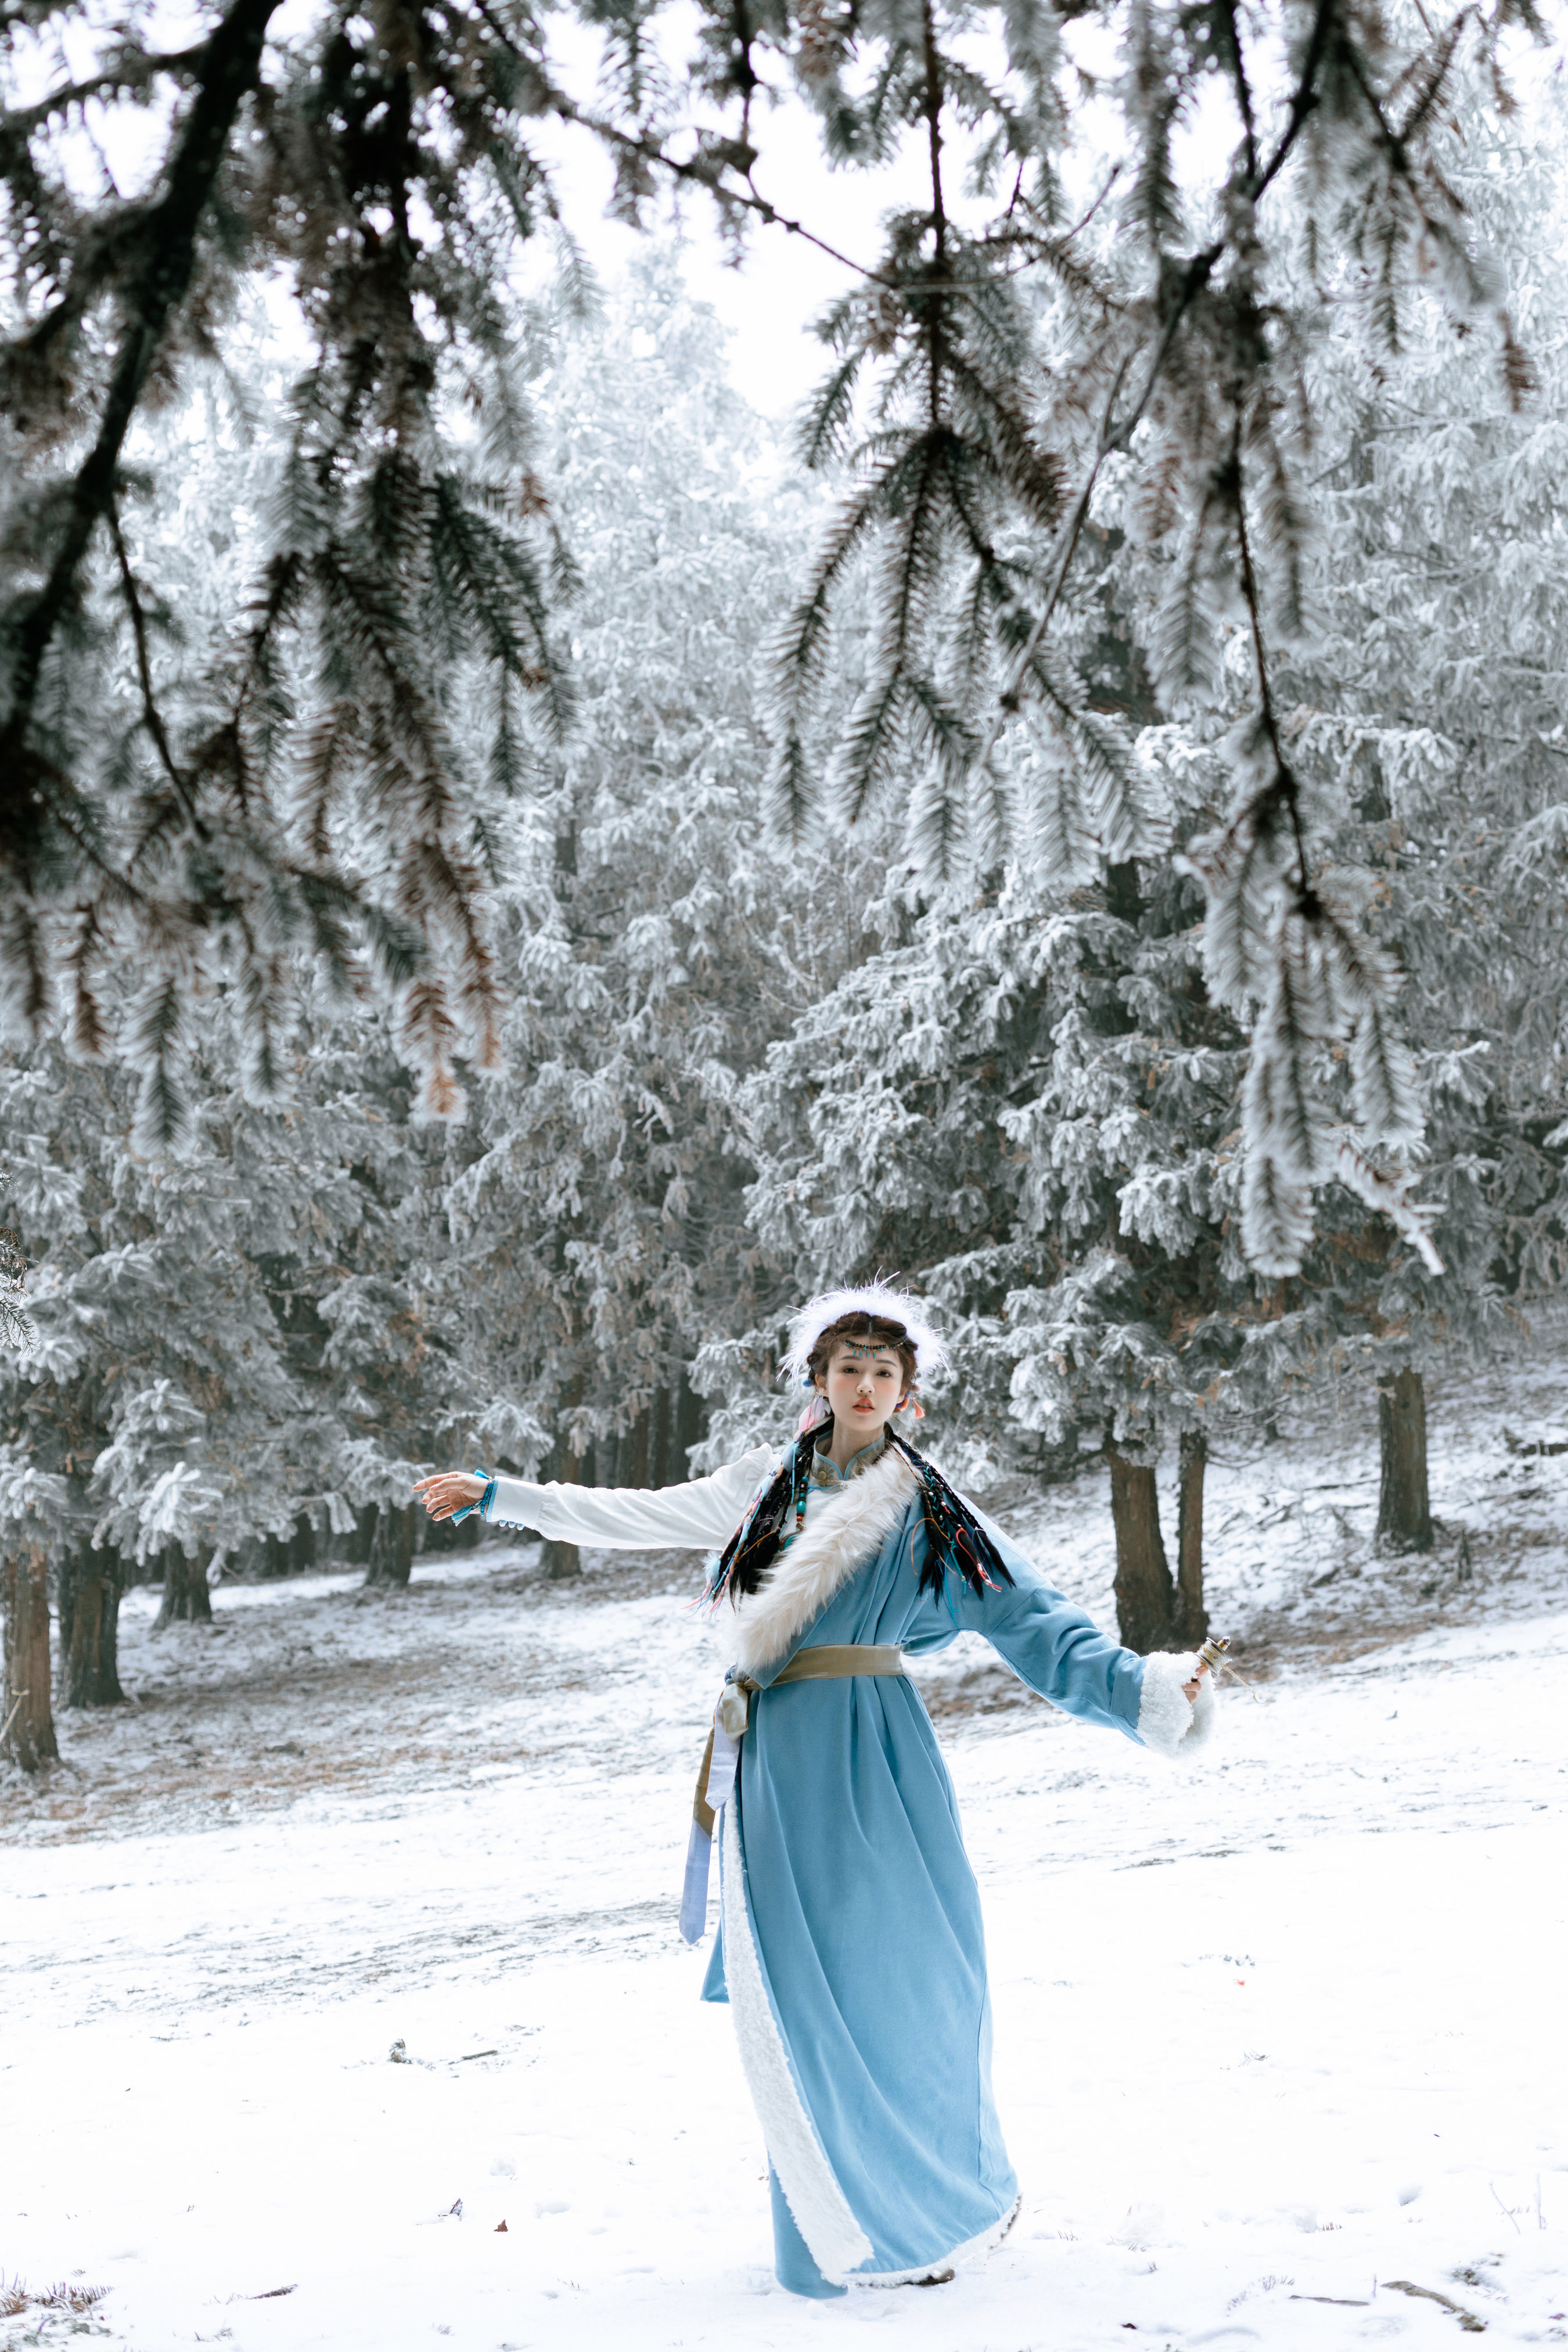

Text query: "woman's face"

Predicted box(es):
[815, 1342, 908, 1438]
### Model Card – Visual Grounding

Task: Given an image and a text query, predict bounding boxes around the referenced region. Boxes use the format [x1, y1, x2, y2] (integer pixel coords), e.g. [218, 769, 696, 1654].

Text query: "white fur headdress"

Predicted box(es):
[781, 1283, 948, 1386]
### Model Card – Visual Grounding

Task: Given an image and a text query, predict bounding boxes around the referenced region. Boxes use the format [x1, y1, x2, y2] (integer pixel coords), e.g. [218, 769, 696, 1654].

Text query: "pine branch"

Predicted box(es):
[829, 666, 907, 827]
[106, 501, 196, 819]
[0, 41, 207, 148]
[1, 0, 282, 796]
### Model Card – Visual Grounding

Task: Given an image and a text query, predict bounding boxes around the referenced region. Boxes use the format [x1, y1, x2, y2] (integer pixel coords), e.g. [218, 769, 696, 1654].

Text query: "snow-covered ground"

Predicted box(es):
[3, 1344, 1566, 2351]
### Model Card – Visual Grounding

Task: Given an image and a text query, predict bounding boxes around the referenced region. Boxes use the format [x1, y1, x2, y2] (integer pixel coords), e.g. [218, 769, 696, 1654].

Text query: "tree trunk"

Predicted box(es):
[152, 1542, 213, 1629]
[364, 1502, 416, 1588]
[1173, 1429, 1209, 1649]
[541, 1379, 585, 1580]
[628, 1408, 650, 1488]
[2, 1540, 59, 1769]
[675, 1362, 704, 1479]
[1377, 1366, 1433, 1552]
[540, 1440, 584, 1580]
[1106, 1437, 1176, 1654]
[58, 1544, 125, 1706]
[650, 1384, 672, 1489]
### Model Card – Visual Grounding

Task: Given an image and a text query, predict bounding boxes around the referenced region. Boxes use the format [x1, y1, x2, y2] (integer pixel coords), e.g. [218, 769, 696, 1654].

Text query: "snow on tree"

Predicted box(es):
[1125, 93, 1568, 1551]
[757, 0, 1544, 1279]
[0, 990, 498, 1760]
[727, 90, 1568, 1639]
[2, 0, 578, 1124]
[0, 1193, 31, 1355]
[1, 0, 1549, 1276]
[0, 268, 871, 1767]
[441, 268, 884, 1571]
[729, 841, 1274, 1648]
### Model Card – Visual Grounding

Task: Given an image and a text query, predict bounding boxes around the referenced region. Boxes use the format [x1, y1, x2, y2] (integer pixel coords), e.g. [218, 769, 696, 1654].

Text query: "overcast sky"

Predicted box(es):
[526, 13, 998, 420]
[29, 0, 1566, 429]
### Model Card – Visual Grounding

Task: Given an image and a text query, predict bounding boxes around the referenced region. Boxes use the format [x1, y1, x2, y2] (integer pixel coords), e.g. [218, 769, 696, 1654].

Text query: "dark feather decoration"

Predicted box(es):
[707, 1443, 811, 1602]
[889, 1433, 1014, 1602]
[707, 1431, 1013, 1611]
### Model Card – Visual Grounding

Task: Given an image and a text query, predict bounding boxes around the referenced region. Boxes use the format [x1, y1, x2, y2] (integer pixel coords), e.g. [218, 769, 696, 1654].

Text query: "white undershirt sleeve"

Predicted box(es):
[483, 1444, 778, 1552]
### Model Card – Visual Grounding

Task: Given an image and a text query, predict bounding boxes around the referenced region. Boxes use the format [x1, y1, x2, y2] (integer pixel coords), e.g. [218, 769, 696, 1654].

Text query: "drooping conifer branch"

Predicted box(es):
[758, 0, 1528, 1269]
[1, 0, 281, 775]
[2, 0, 585, 1124]
[0, 0, 1549, 1269]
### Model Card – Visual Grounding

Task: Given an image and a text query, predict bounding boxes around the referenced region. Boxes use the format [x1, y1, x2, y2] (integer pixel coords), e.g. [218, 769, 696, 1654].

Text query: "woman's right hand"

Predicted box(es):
[413, 1470, 486, 1522]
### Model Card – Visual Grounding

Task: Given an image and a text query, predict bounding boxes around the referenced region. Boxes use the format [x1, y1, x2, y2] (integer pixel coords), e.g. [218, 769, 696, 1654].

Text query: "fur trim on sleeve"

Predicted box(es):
[1135, 1650, 1218, 1761]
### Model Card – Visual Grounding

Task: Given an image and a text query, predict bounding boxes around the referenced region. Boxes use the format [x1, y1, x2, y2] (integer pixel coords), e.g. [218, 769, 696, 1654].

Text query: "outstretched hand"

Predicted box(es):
[413, 1471, 485, 1522]
[1182, 1660, 1213, 1703]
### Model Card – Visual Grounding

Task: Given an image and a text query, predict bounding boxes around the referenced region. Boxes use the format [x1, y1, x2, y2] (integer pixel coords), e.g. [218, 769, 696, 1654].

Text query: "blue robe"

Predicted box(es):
[699, 1483, 1150, 2297]
[482, 1439, 1200, 2300]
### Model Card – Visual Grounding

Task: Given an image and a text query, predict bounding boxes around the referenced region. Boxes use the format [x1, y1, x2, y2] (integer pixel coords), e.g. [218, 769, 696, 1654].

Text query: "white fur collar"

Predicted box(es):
[730, 1447, 919, 1676]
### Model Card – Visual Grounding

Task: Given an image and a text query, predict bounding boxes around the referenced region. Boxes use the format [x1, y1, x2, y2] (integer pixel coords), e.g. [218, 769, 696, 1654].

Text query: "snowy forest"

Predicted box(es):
[8, 107, 1568, 1758]
[3, 0, 1567, 2339]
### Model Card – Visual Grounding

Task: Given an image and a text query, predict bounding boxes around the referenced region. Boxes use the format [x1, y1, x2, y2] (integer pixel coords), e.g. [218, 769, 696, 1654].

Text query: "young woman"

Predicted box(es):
[415, 1283, 1215, 2301]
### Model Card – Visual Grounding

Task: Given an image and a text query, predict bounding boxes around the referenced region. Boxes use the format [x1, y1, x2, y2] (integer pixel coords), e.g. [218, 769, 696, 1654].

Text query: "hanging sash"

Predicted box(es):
[678, 1643, 907, 1943]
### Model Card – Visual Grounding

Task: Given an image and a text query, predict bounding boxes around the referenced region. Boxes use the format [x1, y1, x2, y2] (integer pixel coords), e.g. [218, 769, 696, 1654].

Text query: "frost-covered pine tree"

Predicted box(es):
[756, 0, 1544, 1277]
[736, 837, 1279, 1649]
[3, 0, 1547, 1256]
[1127, 93, 1568, 1551]
[440, 269, 882, 1573]
[732, 87, 1568, 1635]
[0, 939, 524, 1763]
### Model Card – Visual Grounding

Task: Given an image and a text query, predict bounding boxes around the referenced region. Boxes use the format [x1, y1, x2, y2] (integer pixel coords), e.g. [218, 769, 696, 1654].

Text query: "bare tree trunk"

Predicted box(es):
[1173, 1429, 1209, 1648]
[1106, 1437, 1176, 1655]
[650, 1384, 672, 1488]
[541, 1378, 586, 1580]
[58, 1544, 125, 1706]
[152, 1542, 213, 1630]
[628, 1409, 650, 1489]
[675, 1362, 704, 1479]
[1377, 1366, 1433, 1552]
[364, 1503, 415, 1588]
[2, 1540, 59, 1770]
[540, 1441, 583, 1580]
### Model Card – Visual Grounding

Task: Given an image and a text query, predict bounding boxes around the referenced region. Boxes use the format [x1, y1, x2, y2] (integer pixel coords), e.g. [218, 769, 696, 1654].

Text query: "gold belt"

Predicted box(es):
[691, 1642, 905, 1837]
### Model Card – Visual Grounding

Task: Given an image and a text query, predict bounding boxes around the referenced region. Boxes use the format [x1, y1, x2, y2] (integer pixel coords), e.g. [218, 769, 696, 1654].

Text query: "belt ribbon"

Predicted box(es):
[677, 1643, 905, 1945]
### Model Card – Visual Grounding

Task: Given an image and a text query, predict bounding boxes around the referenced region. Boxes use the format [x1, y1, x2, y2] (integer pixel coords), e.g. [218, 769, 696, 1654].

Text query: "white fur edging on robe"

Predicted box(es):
[727, 1448, 1217, 1762]
[722, 1452, 1024, 2287]
[1135, 1650, 1219, 1760]
[729, 1447, 920, 1677]
[721, 1803, 875, 2280]
[721, 1450, 919, 2283]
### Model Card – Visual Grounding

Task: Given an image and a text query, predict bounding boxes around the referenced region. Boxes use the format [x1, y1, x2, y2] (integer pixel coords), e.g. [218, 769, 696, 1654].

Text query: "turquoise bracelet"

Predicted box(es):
[451, 1471, 497, 1526]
